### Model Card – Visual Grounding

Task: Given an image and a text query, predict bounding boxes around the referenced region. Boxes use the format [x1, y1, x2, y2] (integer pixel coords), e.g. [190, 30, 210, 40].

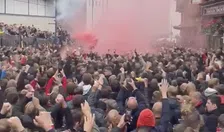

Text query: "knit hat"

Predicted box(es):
[137, 109, 155, 128]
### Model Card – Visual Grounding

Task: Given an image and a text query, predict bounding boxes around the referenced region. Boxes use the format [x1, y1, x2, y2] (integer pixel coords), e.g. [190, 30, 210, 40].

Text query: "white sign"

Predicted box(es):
[191, 0, 202, 4]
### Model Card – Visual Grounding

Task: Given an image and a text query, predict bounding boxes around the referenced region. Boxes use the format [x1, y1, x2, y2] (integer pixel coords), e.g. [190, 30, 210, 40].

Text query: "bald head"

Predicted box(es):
[127, 97, 138, 110]
[152, 102, 162, 118]
[107, 109, 120, 126]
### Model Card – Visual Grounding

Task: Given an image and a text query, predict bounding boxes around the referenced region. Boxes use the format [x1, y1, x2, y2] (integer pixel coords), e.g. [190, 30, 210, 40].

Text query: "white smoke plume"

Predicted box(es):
[56, 0, 86, 34]
[56, 0, 86, 20]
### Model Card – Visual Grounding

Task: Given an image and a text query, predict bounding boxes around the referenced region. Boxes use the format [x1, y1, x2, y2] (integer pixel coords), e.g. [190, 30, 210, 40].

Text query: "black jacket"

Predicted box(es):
[112, 98, 171, 132]
[195, 101, 205, 115]
[203, 109, 220, 132]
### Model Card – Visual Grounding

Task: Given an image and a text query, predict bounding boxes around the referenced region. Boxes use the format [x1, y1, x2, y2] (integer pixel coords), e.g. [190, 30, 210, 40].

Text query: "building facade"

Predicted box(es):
[175, 0, 205, 48]
[0, 0, 56, 31]
[201, 0, 224, 49]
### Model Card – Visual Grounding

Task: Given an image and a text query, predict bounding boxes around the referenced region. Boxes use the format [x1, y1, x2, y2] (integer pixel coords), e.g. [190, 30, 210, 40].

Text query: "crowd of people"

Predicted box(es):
[0, 22, 53, 39]
[0, 40, 224, 132]
[0, 23, 70, 46]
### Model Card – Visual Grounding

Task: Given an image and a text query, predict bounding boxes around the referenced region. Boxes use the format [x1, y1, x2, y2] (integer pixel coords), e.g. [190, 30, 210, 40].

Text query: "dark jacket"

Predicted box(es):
[195, 101, 205, 115]
[51, 104, 74, 130]
[168, 98, 180, 125]
[87, 90, 107, 127]
[116, 88, 133, 114]
[203, 109, 220, 132]
[112, 98, 171, 132]
[127, 89, 147, 132]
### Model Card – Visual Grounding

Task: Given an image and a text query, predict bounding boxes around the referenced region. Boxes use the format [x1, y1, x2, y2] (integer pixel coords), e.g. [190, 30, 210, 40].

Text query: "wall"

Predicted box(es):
[0, 14, 55, 31]
[0, 0, 55, 17]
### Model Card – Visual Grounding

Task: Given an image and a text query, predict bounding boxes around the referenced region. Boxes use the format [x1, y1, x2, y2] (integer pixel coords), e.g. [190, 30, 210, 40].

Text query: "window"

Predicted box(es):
[14, 0, 28, 15]
[46, 0, 55, 16]
[5, 0, 55, 17]
[0, 0, 5, 13]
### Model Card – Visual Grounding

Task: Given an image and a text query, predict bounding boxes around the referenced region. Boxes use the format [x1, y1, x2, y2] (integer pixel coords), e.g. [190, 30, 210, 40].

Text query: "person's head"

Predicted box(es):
[35, 93, 49, 107]
[6, 79, 17, 89]
[171, 80, 178, 87]
[208, 78, 219, 88]
[206, 95, 221, 112]
[66, 82, 77, 95]
[38, 77, 47, 88]
[189, 92, 202, 106]
[96, 100, 107, 111]
[110, 79, 119, 93]
[71, 109, 83, 130]
[137, 109, 155, 131]
[74, 86, 83, 95]
[218, 114, 224, 128]
[87, 65, 95, 74]
[24, 102, 39, 119]
[82, 73, 93, 85]
[104, 67, 112, 77]
[100, 88, 111, 99]
[177, 95, 191, 104]
[127, 97, 138, 110]
[46, 68, 55, 78]
[107, 109, 121, 127]
[215, 84, 224, 95]
[167, 86, 178, 98]
[152, 102, 162, 118]
[150, 79, 159, 91]
[137, 126, 152, 132]
[93, 71, 100, 80]
[0, 119, 11, 132]
[0, 79, 8, 91]
[186, 82, 196, 95]
[180, 83, 188, 94]
[72, 95, 85, 109]
[152, 91, 162, 102]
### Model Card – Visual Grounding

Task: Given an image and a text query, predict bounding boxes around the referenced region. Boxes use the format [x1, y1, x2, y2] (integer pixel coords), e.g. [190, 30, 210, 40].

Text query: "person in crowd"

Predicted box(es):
[0, 39, 224, 132]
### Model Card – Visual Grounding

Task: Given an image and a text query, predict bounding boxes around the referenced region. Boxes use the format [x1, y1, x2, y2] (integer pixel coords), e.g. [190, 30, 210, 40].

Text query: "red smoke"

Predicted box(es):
[73, 32, 98, 50]
[71, 0, 171, 54]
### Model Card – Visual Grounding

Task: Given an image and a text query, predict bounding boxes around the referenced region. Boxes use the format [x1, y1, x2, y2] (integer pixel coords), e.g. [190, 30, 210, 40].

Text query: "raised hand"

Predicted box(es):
[33, 112, 53, 131]
[81, 100, 91, 117]
[0, 102, 12, 115]
[128, 79, 137, 90]
[83, 114, 95, 132]
[159, 79, 168, 98]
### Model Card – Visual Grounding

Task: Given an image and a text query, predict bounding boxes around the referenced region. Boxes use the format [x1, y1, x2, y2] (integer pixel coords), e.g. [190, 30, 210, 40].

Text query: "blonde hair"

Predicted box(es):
[208, 78, 219, 88]
[186, 82, 196, 95]
[181, 103, 194, 117]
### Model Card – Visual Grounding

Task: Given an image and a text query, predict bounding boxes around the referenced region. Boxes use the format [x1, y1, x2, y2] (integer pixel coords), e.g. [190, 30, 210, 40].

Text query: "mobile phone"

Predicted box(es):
[124, 114, 132, 122]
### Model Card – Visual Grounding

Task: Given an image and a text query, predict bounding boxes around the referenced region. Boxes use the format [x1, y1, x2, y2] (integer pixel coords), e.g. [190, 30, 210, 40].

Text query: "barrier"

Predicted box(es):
[0, 34, 55, 47]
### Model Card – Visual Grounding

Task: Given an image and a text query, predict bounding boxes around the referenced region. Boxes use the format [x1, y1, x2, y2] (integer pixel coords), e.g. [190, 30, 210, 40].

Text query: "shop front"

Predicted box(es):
[201, 0, 224, 49]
